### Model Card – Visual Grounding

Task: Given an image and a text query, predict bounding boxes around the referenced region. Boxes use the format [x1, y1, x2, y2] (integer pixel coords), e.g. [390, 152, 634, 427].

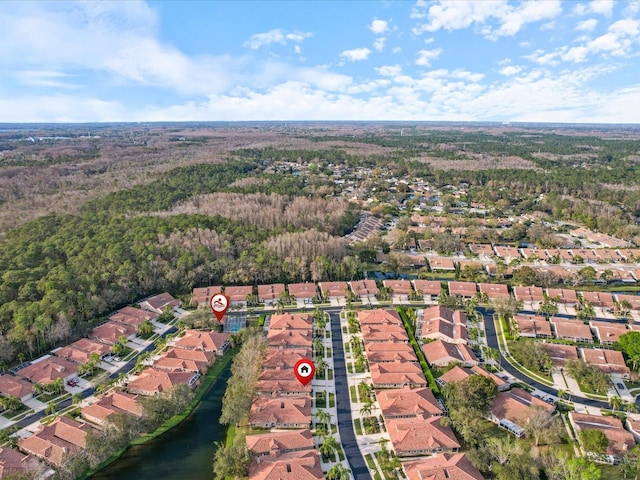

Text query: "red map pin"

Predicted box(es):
[294, 358, 316, 386]
[210, 293, 230, 322]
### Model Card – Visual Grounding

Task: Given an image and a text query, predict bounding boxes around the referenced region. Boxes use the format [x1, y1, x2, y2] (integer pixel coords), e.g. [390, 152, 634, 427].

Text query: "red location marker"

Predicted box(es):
[294, 358, 316, 386]
[210, 293, 230, 322]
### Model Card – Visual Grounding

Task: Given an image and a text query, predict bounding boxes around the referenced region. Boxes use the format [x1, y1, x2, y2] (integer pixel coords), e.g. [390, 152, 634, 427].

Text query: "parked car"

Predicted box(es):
[617, 383, 625, 390]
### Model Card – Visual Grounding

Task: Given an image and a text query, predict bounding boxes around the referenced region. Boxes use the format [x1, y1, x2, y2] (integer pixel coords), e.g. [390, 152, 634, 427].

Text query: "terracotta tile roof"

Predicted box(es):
[286, 283, 317, 299]
[153, 356, 205, 373]
[383, 280, 412, 295]
[362, 324, 409, 343]
[515, 315, 552, 337]
[248, 449, 323, 480]
[267, 329, 313, 349]
[419, 306, 468, 343]
[140, 292, 181, 312]
[18, 356, 79, 384]
[520, 248, 551, 261]
[17, 417, 93, 467]
[318, 281, 349, 297]
[571, 412, 635, 457]
[376, 387, 442, 418]
[546, 288, 578, 303]
[91, 320, 137, 345]
[367, 350, 418, 364]
[540, 343, 579, 366]
[268, 313, 313, 330]
[494, 246, 521, 260]
[246, 429, 315, 457]
[456, 260, 483, 272]
[581, 348, 630, 376]
[513, 285, 544, 302]
[256, 368, 313, 394]
[192, 286, 222, 306]
[174, 330, 230, 352]
[448, 281, 477, 298]
[615, 294, 640, 310]
[0, 447, 39, 478]
[365, 342, 415, 354]
[548, 249, 574, 261]
[127, 368, 196, 395]
[249, 396, 311, 428]
[478, 283, 510, 299]
[110, 306, 158, 328]
[263, 347, 312, 369]
[53, 338, 111, 364]
[82, 391, 142, 425]
[370, 362, 427, 388]
[257, 284, 286, 301]
[469, 244, 494, 256]
[357, 309, 402, 325]
[581, 291, 615, 308]
[490, 388, 554, 427]
[428, 257, 456, 271]
[350, 279, 379, 296]
[438, 365, 508, 390]
[162, 347, 214, 364]
[225, 285, 253, 302]
[68, 338, 112, 356]
[551, 318, 593, 342]
[422, 340, 478, 367]
[590, 321, 629, 344]
[386, 417, 460, 456]
[404, 453, 484, 480]
[412, 280, 442, 295]
[0, 374, 33, 399]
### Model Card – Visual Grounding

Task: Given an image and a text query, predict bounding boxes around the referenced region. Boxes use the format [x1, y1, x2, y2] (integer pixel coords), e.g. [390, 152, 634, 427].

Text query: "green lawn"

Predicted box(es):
[315, 392, 327, 408]
[353, 418, 363, 435]
[326, 347, 332, 358]
[329, 392, 335, 408]
[343, 342, 350, 353]
[349, 385, 358, 402]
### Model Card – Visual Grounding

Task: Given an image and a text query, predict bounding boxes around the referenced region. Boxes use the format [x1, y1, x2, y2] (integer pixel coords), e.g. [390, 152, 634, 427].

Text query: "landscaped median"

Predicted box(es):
[396, 307, 439, 394]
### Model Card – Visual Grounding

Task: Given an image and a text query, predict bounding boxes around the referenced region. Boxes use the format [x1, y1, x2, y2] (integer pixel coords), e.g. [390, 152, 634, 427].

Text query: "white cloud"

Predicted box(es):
[498, 65, 522, 75]
[340, 47, 372, 62]
[15, 70, 80, 89]
[376, 65, 402, 77]
[576, 18, 598, 31]
[373, 37, 386, 51]
[589, 0, 614, 16]
[412, 0, 562, 39]
[415, 48, 442, 66]
[369, 18, 389, 34]
[244, 29, 313, 49]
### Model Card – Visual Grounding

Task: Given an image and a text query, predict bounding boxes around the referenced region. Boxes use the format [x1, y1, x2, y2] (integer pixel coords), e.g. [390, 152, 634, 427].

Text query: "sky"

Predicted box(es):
[1, 0, 639, 123]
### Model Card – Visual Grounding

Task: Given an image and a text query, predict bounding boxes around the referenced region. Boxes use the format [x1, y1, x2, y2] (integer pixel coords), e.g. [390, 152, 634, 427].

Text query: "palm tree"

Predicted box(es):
[45, 402, 57, 416]
[624, 400, 639, 414]
[610, 395, 623, 413]
[52, 377, 64, 395]
[315, 358, 329, 378]
[315, 409, 331, 428]
[319, 436, 340, 460]
[72, 393, 83, 405]
[313, 338, 324, 357]
[326, 464, 350, 480]
[360, 400, 374, 417]
[32, 382, 44, 396]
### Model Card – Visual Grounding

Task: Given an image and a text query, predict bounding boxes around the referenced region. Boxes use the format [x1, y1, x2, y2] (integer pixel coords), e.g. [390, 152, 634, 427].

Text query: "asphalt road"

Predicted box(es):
[329, 311, 372, 480]
[479, 307, 610, 409]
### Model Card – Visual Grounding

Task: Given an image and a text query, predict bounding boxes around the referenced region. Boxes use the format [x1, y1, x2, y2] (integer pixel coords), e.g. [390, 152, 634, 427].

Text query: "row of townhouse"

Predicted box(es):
[570, 412, 637, 464]
[468, 243, 639, 264]
[358, 309, 485, 480]
[247, 312, 323, 480]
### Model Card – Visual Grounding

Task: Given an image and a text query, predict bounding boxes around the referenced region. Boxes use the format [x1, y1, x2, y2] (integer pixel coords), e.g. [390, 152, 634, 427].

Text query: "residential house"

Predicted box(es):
[580, 348, 630, 377]
[81, 391, 142, 427]
[428, 257, 455, 272]
[590, 321, 629, 345]
[570, 412, 635, 463]
[385, 417, 460, 457]
[520, 248, 551, 261]
[225, 285, 254, 308]
[540, 343, 579, 367]
[469, 244, 494, 257]
[139, 292, 181, 314]
[17, 356, 79, 385]
[248, 450, 323, 480]
[448, 281, 477, 298]
[267, 329, 313, 349]
[174, 330, 231, 356]
[478, 283, 510, 300]
[365, 342, 416, 357]
[153, 356, 206, 374]
[0, 448, 39, 479]
[349, 280, 379, 302]
[256, 369, 312, 396]
[17, 417, 93, 467]
[494, 246, 521, 262]
[437, 365, 510, 392]
[422, 340, 478, 367]
[419, 306, 468, 344]
[249, 396, 311, 429]
[245, 429, 315, 457]
[489, 388, 555, 437]
[358, 309, 402, 326]
[375, 387, 443, 418]
[257, 284, 286, 307]
[191, 286, 222, 307]
[287, 283, 317, 304]
[513, 286, 544, 303]
[383, 280, 412, 301]
[361, 324, 409, 344]
[615, 294, 640, 310]
[550, 318, 593, 343]
[367, 349, 418, 364]
[52, 338, 111, 364]
[262, 347, 312, 370]
[370, 362, 427, 389]
[581, 291, 615, 309]
[127, 368, 199, 395]
[403, 453, 484, 480]
[412, 280, 442, 299]
[110, 306, 159, 328]
[546, 288, 578, 304]
[159, 347, 215, 367]
[91, 321, 137, 345]
[0, 375, 34, 402]
[514, 315, 553, 338]
[318, 281, 349, 301]
[268, 313, 313, 331]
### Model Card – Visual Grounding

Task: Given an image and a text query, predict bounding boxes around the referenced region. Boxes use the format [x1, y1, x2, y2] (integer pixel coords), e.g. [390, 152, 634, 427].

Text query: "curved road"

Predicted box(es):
[478, 307, 610, 409]
[329, 311, 372, 480]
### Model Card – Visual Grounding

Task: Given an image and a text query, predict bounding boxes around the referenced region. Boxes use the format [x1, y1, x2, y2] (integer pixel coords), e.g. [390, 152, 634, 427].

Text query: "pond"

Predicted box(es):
[91, 364, 231, 480]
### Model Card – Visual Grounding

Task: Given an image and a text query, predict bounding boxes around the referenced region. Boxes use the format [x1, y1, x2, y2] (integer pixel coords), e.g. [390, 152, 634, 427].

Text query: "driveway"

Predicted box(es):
[329, 312, 372, 480]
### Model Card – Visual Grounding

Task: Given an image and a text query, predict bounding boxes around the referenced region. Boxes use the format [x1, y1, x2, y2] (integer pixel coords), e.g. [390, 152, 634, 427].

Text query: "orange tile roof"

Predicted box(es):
[540, 343, 579, 366]
[386, 417, 460, 456]
[438, 365, 508, 390]
[590, 321, 629, 344]
[412, 280, 442, 295]
[225, 285, 253, 302]
[581, 348, 630, 376]
[571, 412, 635, 457]
[318, 281, 349, 297]
[268, 313, 313, 330]
[18, 356, 79, 384]
[350, 279, 379, 296]
[513, 285, 544, 302]
[383, 280, 412, 295]
[192, 286, 222, 305]
[422, 340, 478, 367]
[370, 362, 427, 388]
[376, 387, 442, 418]
[91, 321, 137, 344]
[365, 342, 415, 354]
[490, 388, 554, 427]
[127, 368, 196, 395]
[361, 324, 409, 343]
[551, 318, 593, 341]
[419, 306, 468, 343]
[174, 330, 230, 352]
[515, 315, 552, 337]
[287, 283, 317, 299]
[0, 448, 39, 478]
[546, 288, 578, 303]
[248, 450, 323, 480]
[0, 374, 33, 399]
[249, 396, 311, 428]
[478, 283, 510, 299]
[267, 329, 313, 349]
[140, 292, 181, 312]
[615, 294, 640, 310]
[257, 284, 285, 301]
[110, 306, 158, 327]
[162, 347, 214, 364]
[404, 453, 484, 480]
[358, 309, 402, 325]
[581, 291, 615, 308]
[246, 429, 315, 457]
[263, 347, 312, 369]
[428, 257, 456, 271]
[81, 391, 142, 425]
[367, 350, 418, 364]
[448, 281, 477, 297]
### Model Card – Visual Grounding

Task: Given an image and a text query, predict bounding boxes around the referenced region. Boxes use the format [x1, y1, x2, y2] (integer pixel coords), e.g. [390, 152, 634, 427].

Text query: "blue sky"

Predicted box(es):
[1, 0, 639, 122]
